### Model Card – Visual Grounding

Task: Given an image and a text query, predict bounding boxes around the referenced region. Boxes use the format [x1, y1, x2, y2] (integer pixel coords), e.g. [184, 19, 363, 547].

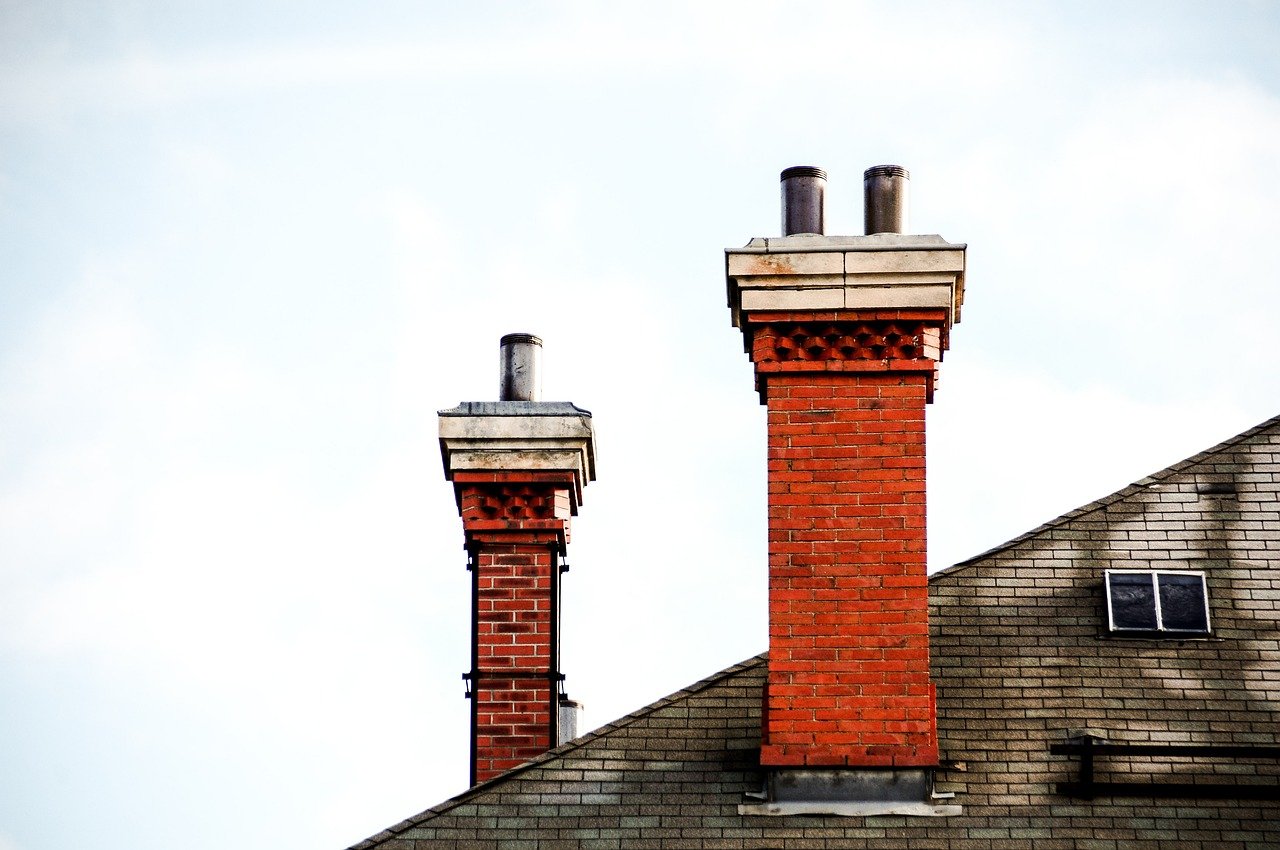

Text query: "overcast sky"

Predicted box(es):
[3, 2, 1279, 849]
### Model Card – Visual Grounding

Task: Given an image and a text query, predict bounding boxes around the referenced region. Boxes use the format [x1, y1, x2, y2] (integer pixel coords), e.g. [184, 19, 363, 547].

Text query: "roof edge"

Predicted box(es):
[347, 652, 769, 849]
[931, 412, 1280, 580]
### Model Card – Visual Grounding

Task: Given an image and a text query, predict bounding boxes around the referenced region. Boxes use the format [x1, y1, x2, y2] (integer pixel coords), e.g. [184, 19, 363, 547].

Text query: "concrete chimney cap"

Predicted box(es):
[438, 401, 598, 500]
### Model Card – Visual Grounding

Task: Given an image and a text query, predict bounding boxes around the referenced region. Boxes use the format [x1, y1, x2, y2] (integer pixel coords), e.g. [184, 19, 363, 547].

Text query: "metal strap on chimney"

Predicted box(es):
[462, 670, 566, 694]
[548, 542, 562, 748]
[468, 541, 480, 785]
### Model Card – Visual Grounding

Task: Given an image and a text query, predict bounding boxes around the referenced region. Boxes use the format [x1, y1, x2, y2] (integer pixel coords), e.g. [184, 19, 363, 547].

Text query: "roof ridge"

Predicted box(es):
[348, 652, 769, 848]
[931, 411, 1280, 579]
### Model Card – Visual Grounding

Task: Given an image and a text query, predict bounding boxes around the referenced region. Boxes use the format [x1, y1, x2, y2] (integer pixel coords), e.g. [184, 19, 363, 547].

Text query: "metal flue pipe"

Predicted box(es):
[780, 166, 827, 236]
[864, 165, 910, 234]
[499, 333, 543, 401]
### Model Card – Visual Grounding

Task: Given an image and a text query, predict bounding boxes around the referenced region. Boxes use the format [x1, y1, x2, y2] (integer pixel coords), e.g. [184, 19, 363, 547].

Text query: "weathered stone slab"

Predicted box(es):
[726, 232, 967, 333]
[439, 403, 597, 498]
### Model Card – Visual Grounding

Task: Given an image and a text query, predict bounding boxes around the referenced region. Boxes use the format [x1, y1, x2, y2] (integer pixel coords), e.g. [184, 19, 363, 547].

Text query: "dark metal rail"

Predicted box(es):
[1051, 737, 1280, 800]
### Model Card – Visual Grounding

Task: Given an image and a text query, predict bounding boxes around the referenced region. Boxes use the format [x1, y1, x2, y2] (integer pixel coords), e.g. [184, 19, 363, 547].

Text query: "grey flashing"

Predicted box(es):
[731, 233, 966, 253]
[739, 767, 962, 818]
[739, 800, 962, 817]
[439, 401, 592, 417]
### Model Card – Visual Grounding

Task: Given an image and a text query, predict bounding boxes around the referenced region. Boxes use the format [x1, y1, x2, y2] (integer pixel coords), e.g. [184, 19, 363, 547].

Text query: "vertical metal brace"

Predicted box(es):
[467, 541, 480, 786]
[548, 542, 563, 747]
[1079, 736, 1095, 788]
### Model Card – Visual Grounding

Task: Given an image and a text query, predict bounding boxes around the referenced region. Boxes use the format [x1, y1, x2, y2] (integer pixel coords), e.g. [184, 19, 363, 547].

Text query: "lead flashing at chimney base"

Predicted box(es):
[727, 167, 967, 809]
[739, 767, 961, 817]
[438, 340, 597, 786]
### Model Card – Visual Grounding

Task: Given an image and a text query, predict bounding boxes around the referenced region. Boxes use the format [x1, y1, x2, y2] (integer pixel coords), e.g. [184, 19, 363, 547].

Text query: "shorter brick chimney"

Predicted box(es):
[439, 334, 596, 785]
[730, 167, 966, 815]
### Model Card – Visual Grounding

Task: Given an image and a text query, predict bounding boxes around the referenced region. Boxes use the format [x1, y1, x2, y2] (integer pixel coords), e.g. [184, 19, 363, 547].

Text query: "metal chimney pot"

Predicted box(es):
[864, 165, 910, 235]
[499, 333, 543, 402]
[780, 166, 826, 236]
[558, 698, 582, 744]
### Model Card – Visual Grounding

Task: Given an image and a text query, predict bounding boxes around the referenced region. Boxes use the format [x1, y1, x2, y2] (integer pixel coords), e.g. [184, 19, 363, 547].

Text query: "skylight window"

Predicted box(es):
[1105, 570, 1211, 635]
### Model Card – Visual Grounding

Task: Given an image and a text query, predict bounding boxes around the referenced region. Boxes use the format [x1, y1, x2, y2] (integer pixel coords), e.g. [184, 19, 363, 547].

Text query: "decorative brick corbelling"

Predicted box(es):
[459, 483, 569, 522]
[743, 309, 948, 405]
[752, 320, 940, 364]
[454, 472, 575, 548]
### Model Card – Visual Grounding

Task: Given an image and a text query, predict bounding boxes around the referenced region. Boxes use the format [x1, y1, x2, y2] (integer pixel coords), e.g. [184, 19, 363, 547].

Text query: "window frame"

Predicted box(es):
[1104, 569, 1212, 636]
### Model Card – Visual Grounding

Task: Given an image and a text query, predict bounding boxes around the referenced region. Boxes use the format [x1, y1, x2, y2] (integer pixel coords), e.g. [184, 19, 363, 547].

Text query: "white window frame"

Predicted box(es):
[1104, 569, 1211, 634]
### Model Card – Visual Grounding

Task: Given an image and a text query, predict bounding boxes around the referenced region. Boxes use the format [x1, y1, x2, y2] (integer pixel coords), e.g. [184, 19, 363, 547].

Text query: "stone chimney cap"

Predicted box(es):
[439, 401, 592, 418]
[438, 402, 597, 502]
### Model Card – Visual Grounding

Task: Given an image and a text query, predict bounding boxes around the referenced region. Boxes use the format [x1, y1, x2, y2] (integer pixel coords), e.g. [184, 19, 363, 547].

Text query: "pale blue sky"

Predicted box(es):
[3, 3, 1280, 849]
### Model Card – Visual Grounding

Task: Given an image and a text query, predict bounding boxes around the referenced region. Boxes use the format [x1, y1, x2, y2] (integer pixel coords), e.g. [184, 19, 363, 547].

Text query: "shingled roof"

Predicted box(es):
[350, 414, 1280, 848]
[349, 654, 769, 848]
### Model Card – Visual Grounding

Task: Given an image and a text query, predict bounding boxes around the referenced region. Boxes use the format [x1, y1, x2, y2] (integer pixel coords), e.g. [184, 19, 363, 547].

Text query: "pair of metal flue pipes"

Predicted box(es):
[499, 165, 912, 402]
[781, 164, 909, 237]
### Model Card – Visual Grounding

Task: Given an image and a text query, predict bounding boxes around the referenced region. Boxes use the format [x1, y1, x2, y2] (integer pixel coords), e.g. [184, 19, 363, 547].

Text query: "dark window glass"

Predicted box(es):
[1158, 573, 1210, 632]
[1109, 572, 1158, 630]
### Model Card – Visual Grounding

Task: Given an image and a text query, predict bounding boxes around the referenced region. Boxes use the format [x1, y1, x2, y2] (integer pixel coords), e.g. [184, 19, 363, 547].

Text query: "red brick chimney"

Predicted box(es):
[438, 333, 596, 785]
[727, 167, 966, 789]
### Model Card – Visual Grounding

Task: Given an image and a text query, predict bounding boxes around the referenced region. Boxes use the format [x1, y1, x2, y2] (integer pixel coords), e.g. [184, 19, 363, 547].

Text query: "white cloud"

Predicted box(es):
[1, 2, 1031, 123]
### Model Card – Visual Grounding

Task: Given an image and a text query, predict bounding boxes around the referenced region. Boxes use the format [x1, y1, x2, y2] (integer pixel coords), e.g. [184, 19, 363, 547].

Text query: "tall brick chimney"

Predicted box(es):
[730, 167, 966, 813]
[438, 333, 596, 785]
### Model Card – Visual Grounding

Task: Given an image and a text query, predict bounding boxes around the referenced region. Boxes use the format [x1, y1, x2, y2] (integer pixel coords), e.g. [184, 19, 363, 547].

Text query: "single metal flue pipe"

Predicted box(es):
[780, 166, 827, 236]
[864, 165, 910, 234]
[559, 698, 582, 744]
[499, 333, 543, 402]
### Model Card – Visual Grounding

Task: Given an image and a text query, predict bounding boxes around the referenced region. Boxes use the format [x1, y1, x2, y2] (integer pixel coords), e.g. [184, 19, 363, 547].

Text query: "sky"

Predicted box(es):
[2, 2, 1279, 848]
